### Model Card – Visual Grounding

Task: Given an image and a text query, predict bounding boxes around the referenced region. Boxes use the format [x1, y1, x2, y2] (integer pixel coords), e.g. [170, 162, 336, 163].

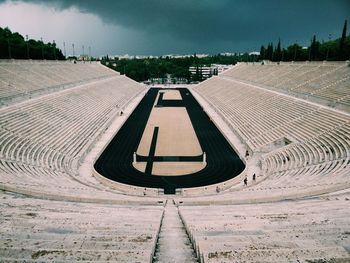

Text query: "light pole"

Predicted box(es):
[82, 45, 84, 60]
[63, 42, 66, 58]
[326, 34, 331, 61]
[7, 39, 11, 59]
[53, 40, 56, 60]
[40, 37, 44, 60]
[72, 43, 75, 58]
[26, 35, 30, 59]
[89, 46, 91, 61]
[308, 39, 311, 61]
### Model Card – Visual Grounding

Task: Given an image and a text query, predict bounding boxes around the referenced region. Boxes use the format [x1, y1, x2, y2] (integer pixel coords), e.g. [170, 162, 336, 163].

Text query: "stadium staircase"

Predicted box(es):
[153, 201, 198, 263]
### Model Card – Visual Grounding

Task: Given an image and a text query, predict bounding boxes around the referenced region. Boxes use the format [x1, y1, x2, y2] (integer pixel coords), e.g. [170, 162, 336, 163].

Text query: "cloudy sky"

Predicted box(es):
[0, 0, 349, 56]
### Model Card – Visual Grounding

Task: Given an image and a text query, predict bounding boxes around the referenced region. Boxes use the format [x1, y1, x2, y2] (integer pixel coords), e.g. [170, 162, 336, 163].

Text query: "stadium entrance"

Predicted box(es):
[94, 88, 245, 194]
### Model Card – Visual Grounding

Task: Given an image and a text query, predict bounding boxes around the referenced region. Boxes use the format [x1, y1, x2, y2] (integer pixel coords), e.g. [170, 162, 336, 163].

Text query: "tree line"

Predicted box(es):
[0, 27, 65, 60]
[260, 20, 349, 61]
[1, 19, 349, 83]
[101, 54, 245, 82]
[103, 20, 349, 83]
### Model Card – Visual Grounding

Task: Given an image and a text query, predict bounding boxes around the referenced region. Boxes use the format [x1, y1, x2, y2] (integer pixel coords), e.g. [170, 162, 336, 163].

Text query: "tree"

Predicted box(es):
[259, 45, 265, 60]
[309, 35, 320, 61]
[0, 26, 64, 59]
[266, 43, 274, 61]
[339, 19, 347, 60]
[274, 38, 282, 61]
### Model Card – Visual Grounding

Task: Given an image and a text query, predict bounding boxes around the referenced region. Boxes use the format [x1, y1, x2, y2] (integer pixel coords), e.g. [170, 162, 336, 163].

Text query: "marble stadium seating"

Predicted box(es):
[182, 63, 350, 261]
[0, 60, 117, 107]
[221, 61, 350, 111]
[0, 60, 349, 262]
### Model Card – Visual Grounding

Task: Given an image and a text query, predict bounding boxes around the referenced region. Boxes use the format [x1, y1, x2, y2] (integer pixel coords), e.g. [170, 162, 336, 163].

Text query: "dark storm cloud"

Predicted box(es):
[2, 0, 350, 54]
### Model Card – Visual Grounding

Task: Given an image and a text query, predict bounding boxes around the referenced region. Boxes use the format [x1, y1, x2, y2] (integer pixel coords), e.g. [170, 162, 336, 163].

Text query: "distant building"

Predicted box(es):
[189, 64, 233, 80]
[148, 76, 188, 85]
[78, 54, 90, 61]
[189, 66, 213, 80]
[211, 64, 233, 74]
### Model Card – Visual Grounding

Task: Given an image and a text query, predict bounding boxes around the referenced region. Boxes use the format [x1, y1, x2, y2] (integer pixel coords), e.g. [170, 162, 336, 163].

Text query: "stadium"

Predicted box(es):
[0, 1, 350, 263]
[1, 58, 349, 262]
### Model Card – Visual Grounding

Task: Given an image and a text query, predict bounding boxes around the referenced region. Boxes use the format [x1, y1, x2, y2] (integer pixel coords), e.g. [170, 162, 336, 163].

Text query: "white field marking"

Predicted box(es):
[137, 92, 202, 156]
[136, 107, 203, 157]
[162, 89, 182, 100]
[154, 107, 202, 156]
[133, 162, 147, 173]
[134, 89, 204, 176]
[152, 162, 205, 176]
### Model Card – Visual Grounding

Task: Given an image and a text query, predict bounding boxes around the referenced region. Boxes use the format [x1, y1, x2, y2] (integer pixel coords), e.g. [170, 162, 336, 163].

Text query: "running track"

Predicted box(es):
[94, 88, 245, 194]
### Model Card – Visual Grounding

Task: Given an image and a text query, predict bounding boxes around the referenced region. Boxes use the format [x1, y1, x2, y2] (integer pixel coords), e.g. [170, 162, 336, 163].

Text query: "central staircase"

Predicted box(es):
[153, 200, 198, 263]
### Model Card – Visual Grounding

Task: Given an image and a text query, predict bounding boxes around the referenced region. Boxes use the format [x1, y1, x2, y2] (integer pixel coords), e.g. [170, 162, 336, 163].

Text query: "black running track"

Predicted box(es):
[94, 88, 245, 194]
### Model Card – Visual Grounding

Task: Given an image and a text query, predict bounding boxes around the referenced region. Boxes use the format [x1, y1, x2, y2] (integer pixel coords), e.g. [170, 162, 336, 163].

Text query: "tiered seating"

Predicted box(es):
[0, 191, 163, 262]
[0, 60, 349, 262]
[191, 75, 350, 200]
[0, 61, 168, 261]
[179, 198, 350, 262]
[0, 60, 117, 107]
[0, 72, 150, 201]
[221, 61, 350, 110]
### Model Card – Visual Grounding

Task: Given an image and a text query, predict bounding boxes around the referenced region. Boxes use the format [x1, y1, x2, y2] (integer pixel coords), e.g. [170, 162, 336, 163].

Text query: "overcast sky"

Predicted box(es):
[0, 0, 349, 56]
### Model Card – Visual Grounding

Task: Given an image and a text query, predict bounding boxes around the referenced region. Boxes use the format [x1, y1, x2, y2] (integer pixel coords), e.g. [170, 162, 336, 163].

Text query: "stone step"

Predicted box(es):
[153, 202, 198, 263]
[0, 247, 152, 262]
